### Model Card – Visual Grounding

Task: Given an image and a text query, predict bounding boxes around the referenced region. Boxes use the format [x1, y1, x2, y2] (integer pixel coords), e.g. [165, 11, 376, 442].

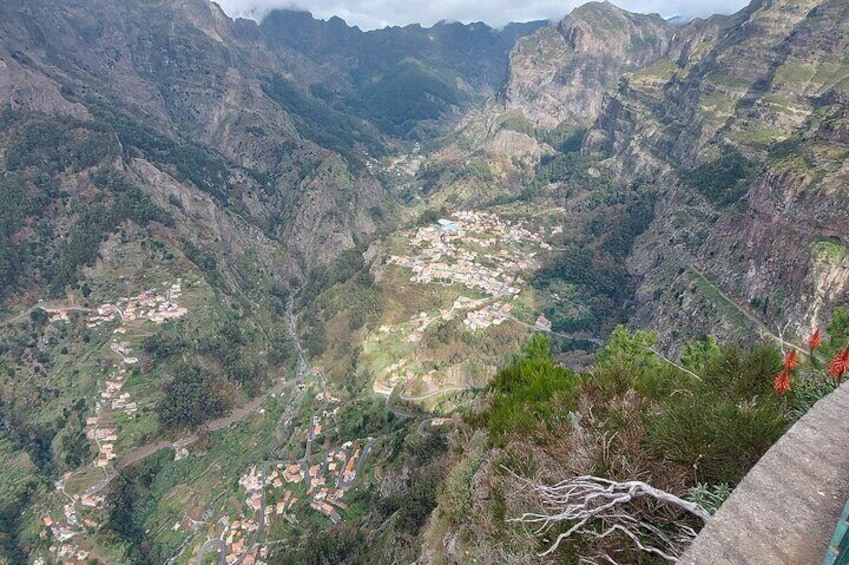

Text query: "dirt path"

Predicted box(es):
[119, 295, 308, 470]
[118, 379, 291, 469]
[689, 267, 808, 354]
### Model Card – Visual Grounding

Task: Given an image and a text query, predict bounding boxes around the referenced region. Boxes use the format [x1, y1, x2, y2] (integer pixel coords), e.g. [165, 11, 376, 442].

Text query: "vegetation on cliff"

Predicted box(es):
[427, 313, 847, 562]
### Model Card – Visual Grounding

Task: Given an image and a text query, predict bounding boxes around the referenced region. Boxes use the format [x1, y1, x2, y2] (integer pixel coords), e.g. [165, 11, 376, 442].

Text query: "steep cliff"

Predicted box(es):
[581, 0, 849, 349]
[0, 0, 398, 279]
[504, 1, 672, 129]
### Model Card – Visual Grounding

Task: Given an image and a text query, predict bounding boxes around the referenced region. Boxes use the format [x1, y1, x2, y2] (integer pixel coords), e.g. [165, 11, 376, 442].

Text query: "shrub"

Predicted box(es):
[643, 346, 785, 484]
[481, 334, 580, 440]
[683, 150, 754, 205]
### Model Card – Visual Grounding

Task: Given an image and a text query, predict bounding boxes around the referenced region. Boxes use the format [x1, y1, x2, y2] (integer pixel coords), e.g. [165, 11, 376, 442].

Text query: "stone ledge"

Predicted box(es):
[680, 381, 849, 565]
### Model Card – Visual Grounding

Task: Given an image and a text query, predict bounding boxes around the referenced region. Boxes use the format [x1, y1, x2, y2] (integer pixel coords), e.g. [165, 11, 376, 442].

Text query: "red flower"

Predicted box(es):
[807, 330, 822, 352]
[782, 350, 799, 371]
[774, 369, 792, 397]
[827, 344, 849, 380]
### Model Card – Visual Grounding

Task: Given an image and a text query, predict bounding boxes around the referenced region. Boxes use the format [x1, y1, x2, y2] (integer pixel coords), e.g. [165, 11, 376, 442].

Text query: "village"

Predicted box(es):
[40, 282, 191, 565]
[204, 389, 371, 564]
[387, 210, 560, 332]
[373, 210, 560, 395]
[30, 210, 559, 563]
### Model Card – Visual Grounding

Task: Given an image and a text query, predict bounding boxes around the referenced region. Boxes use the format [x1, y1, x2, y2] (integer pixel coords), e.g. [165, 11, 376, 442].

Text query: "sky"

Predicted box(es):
[213, 0, 751, 30]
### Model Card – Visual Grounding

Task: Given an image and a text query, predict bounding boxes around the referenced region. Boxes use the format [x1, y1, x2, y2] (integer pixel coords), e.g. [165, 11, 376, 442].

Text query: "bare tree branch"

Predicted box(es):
[504, 470, 711, 561]
[640, 345, 703, 382]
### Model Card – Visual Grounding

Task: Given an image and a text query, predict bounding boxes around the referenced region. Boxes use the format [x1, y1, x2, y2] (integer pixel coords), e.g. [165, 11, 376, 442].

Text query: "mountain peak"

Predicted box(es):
[568, 0, 670, 27]
[505, 0, 672, 128]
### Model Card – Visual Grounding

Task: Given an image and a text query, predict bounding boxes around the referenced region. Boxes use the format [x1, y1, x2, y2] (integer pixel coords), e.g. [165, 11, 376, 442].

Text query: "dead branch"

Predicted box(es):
[505, 471, 711, 561]
[639, 345, 702, 381]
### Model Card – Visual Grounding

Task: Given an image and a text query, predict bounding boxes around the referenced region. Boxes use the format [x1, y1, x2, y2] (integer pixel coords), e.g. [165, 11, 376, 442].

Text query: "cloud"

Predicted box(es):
[212, 0, 751, 30]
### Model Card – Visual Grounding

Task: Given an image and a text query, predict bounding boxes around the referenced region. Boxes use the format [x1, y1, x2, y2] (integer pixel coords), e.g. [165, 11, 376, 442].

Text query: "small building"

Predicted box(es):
[437, 219, 459, 233]
[534, 314, 552, 333]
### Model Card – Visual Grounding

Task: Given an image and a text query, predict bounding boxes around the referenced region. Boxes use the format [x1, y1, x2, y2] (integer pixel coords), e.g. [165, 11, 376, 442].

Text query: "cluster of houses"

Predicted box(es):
[77, 281, 191, 469]
[212, 392, 367, 564]
[41, 488, 103, 565]
[233, 443, 363, 530]
[86, 363, 132, 468]
[388, 210, 549, 304]
[115, 282, 188, 325]
[83, 307, 151, 471]
[464, 301, 514, 331]
[46, 540, 90, 564]
[39, 282, 192, 564]
[375, 210, 559, 395]
[223, 449, 362, 559]
[45, 281, 188, 327]
[213, 512, 265, 565]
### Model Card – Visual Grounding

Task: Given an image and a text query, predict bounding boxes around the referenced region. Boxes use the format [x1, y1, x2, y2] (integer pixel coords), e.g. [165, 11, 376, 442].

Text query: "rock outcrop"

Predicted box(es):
[580, 0, 849, 348]
[504, 2, 672, 129]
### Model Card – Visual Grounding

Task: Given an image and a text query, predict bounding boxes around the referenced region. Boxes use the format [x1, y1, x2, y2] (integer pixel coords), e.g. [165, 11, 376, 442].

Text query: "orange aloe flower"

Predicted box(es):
[807, 329, 822, 352]
[827, 344, 849, 381]
[782, 350, 799, 371]
[774, 369, 792, 397]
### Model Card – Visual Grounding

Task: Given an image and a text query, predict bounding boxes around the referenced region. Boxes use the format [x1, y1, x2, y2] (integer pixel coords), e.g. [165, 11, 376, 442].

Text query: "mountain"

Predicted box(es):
[583, 0, 849, 350]
[0, 0, 545, 294]
[260, 11, 547, 137]
[0, 1, 548, 563]
[411, 1, 849, 561]
[504, 2, 672, 129]
[1, 0, 849, 563]
[488, 0, 849, 351]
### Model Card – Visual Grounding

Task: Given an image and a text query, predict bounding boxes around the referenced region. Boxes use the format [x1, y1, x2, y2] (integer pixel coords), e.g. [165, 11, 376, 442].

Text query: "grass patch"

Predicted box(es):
[691, 271, 751, 330]
[471, 335, 580, 441]
[811, 239, 847, 264]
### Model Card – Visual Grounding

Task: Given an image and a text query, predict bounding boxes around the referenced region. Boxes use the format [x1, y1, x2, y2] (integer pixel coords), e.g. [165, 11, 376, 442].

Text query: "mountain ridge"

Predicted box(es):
[1, 0, 848, 563]
[504, 1, 673, 129]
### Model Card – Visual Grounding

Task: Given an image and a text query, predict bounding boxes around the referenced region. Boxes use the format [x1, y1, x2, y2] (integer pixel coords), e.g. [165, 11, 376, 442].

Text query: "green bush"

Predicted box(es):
[688, 483, 733, 515]
[683, 150, 754, 205]
[480, 335, 580, 440]
[643, 345, 785, 484]
[439, 455, 480, 526]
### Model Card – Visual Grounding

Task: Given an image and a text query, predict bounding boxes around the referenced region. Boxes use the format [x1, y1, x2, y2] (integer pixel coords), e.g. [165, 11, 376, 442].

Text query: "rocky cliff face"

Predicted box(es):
[580, 0, 849, 349]
[0, 0, 545, 287]
[0, 0, 396, 278]
[504, 1, 672, 129]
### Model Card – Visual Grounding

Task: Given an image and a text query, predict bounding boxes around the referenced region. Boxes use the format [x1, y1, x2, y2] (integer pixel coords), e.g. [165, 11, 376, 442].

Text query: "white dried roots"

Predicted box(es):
[506, 472, 711, 562]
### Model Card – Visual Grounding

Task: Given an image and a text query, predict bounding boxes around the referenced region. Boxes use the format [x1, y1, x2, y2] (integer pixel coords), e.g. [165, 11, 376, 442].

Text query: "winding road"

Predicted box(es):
[195, 539, 227, 565]
[398, 386, 471, 402]
[502, 310, 604, 346]
[385, 386, 419, 420]
[195, 295, 382, 565]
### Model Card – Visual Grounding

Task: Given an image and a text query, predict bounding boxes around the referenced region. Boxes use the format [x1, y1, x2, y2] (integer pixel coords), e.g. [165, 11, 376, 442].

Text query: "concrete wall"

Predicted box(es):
[681, 382, 849, 564]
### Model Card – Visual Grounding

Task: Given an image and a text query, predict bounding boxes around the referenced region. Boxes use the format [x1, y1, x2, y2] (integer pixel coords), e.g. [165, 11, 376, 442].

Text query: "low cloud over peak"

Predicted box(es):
[213, 0, 750, 30]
